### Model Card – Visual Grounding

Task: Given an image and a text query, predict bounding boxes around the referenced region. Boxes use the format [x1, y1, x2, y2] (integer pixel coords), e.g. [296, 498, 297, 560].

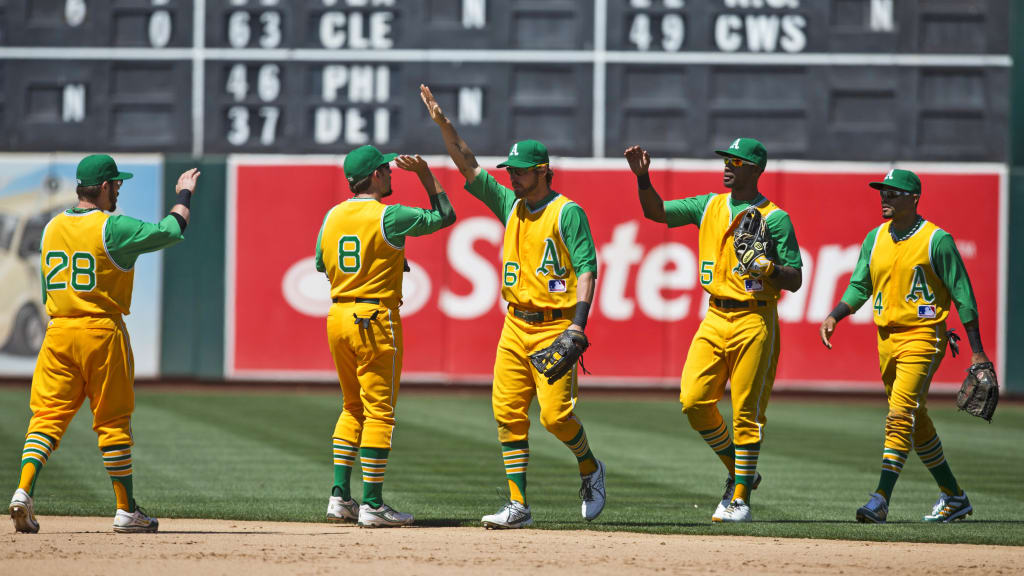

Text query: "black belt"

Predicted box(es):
[711, 298, 767, 309]
[510, 306, 569, 323]
[332, 297, 381, 305]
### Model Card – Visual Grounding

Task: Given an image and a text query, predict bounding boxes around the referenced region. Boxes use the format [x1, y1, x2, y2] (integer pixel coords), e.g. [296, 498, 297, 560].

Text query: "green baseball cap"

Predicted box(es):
[496, 139, 549, 169]
[715, 138, 768, 170]
[869, 169, 921, 194]
[76, 154, 133, 187]
[343, 145, 398, 186]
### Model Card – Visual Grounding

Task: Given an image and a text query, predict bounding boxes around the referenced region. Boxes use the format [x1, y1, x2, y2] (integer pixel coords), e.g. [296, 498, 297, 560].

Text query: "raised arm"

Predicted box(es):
[420, 84, 481, 183]
[624, 146, 666, 223]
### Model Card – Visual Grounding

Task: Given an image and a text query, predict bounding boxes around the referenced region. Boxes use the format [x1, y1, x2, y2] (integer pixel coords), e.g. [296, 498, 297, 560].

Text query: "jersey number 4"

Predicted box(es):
[44, 250, 96, 291]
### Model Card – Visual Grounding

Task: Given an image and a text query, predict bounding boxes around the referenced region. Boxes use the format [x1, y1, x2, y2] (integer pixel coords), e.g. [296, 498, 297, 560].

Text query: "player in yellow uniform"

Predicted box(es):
[316, 146, 455, 528]
[820, 169, 989, 523]
[625, 139, 803, 523]
[8, 154, 200, 534]
[420, 85, 605, 528]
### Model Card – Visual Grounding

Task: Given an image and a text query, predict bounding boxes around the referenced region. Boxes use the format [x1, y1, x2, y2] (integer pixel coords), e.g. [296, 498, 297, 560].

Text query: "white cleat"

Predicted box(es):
[9, 489, 39, 534]
[856, 492, 889, 524]
[481, 500, 533, 529]
[327, 496, 359, 523]
[357, 503, 414, 528]
[580, 460, 607, 521]
[714, 498, 752, 523]
[712, 473, 762, 522]
[113, 504, 159, 533]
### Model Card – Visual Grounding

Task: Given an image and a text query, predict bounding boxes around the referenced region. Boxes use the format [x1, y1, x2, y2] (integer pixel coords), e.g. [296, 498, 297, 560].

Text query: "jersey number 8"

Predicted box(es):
[44, 250, 97, 292]
[338, 235, 362, 273]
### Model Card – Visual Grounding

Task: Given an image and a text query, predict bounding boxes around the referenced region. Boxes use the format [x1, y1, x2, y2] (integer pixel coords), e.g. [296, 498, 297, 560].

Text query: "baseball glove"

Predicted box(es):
[956, 362, 999, 422]
[733, 207, 773, 276]
[529, 329, 589, 385]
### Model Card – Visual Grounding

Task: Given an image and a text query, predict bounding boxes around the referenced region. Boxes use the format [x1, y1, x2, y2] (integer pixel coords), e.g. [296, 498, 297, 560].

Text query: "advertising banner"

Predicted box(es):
[0, 154, 164, 378]
[227, 157, 1003, 390]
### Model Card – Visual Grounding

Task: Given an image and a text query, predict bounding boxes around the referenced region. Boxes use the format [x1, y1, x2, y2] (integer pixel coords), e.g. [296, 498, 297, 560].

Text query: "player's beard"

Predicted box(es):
[381, 186, 393, 198]
[512, 174, 540, 198]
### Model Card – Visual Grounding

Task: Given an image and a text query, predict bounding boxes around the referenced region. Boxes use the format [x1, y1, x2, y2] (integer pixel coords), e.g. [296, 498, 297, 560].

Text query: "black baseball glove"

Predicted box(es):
[529, 329, 589, 385]
[733, 207, 773, 276]
[956, 362, 999, 422]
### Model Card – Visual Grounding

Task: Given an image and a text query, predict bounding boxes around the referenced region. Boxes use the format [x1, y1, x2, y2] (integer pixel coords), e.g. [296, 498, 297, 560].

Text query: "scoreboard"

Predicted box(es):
[0, 0, 1011, 160]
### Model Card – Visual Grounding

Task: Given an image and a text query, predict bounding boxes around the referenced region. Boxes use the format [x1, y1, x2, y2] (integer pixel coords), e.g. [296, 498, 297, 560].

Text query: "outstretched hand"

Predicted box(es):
[176, 168, 201, 193]
[395, 154, 429, 176]
[420, 84, 446, 125]
[624, 146, 650, 175]
[819, 317, 837, 350]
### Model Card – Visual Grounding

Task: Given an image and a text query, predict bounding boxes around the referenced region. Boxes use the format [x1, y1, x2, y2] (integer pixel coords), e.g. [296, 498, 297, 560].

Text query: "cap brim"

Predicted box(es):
[868, 181, 886, 190]
[113, 171, 133, 181]
[496, 158, 537, 168]
[870, 181, 918, 192]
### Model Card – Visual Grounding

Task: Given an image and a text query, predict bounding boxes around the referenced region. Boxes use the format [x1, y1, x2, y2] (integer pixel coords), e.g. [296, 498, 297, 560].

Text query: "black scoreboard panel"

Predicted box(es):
[0, 0, 1012, 161]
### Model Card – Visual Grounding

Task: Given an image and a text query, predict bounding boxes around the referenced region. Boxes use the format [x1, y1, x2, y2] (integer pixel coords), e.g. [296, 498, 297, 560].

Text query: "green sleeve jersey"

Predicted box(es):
[314, 207, 332, 274]
[664, 193, 715, 228]
[840, 227, 878, 312]
[465, 171, 517, 223]
[931, 230, 979, 325]
[560, 203, 598, 276]
[104, 213, 185, 270]
[381, 192, 456, 248]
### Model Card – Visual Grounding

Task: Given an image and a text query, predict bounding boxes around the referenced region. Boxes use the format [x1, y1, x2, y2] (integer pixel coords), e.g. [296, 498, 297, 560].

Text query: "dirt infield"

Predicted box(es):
[2, 517, 1020, 575]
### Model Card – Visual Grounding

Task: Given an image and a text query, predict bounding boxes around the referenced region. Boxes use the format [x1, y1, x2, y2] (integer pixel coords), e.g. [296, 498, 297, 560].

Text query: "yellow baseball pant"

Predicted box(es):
[680, 305, 780, 445]
[27, 316, 135, 449]
[328, 302, 403, 450]
[877, 324, 948, 452]
[492, 309, 581, 444]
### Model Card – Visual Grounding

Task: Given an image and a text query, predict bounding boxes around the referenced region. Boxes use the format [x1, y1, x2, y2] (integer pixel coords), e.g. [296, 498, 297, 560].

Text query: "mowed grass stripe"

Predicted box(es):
[1, 387, 1022, 544]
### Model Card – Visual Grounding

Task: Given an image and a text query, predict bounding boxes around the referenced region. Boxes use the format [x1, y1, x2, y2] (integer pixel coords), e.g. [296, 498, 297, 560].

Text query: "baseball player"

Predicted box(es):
[8, 154, 199, 534]
[820, 169, 988, 523]
[317, 146, 455, 528]
[625, 139, 803, 523]
[420, 84, 605, 528]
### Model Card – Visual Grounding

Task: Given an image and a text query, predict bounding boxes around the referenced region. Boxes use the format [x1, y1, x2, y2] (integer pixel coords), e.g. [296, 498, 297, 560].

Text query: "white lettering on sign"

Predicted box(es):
[870, 0, 895, 32]
[636, 242, 697, 321]
[463, 0, 486, 29]
[313, 107, 389, 145]
[598, 221, 644, 320]
[148, 8, 172, 48]
[714, 0, 807, 53]
[314, 108, 341, 144]
[373, 108, 390, 144]
[458, 87, 483, 126]
[725, 0, 800, 8]
[321, 65, 389, 103]
[62, 84, 86, 123]
[319, 10, 394, 49]
[65, 0, 87, 27]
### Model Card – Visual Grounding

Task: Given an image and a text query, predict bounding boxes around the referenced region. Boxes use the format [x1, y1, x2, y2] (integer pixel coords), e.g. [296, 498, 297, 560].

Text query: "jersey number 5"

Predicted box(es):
[44, 250, 96, 292]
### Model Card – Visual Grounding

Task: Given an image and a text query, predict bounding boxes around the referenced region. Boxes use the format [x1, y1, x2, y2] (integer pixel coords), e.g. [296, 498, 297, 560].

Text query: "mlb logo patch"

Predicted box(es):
[548, 279, 567, 293]
[918, 305, 936, 318]
[744, 278, 763, 292]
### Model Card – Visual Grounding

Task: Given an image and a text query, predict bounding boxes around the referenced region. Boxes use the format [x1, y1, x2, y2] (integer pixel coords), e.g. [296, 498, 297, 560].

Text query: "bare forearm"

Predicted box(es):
[638, 186, 666, 223]
[576, 271, 595, 305]
[416, 170, 442, 196]
[438, 119, 481, 181]
[772, 265, 802, 292]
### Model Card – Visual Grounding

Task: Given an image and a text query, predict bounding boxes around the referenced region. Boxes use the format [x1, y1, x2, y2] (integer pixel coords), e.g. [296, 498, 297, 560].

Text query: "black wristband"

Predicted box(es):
[175, 189, 192, 209]
[637, 173, 651, 190]
[827, 302, 852, 322]
[572, 301, 591, 331]
[966, 324, 984, 354]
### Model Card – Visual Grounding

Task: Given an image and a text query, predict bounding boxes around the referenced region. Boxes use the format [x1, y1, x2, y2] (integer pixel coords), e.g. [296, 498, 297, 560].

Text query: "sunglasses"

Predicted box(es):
[506, 163, 547, 177]
[723, 157, 754, 168]
[879, 188, 918, 200]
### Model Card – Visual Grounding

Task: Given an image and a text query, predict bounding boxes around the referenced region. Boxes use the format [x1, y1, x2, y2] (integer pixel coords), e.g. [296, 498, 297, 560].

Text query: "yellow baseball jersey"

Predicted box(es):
[869, 220, 950, 327]
[41, 210, 134, 317]
[502, 195, 578, 309]
[698, 194, 783, 302]
[319, 199, 404, 307]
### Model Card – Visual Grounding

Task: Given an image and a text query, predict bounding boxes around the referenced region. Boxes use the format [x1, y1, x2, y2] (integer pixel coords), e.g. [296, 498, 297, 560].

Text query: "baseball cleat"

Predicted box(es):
[327, 496, 359, 523]
[113, 503, 159, 533]
[357, 503, 413, 528]
[481, 500, 533, 529]
[712, 472, 762, 522]
[924, 491, 972, 523]
[855, 492, 889, 524]
[580, 459, 606, 521]
[9, 488, 39, 534]
[713, 498, 752, 523]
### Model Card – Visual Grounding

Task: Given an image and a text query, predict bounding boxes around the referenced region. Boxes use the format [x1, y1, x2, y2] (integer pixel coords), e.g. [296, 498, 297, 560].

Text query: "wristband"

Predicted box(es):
[637, 173, 651, 190]
[175, 189, 192, 209]
[827, 302, 851, 322]
[966, 324, 984, 354]
[572, 301, 591, 331]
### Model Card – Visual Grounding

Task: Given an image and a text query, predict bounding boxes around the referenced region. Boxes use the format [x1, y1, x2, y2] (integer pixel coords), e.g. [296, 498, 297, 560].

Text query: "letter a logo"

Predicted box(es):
[729, 138, 741, 150]
[885, 169, 895, 181]
[510, 143, 519, 156]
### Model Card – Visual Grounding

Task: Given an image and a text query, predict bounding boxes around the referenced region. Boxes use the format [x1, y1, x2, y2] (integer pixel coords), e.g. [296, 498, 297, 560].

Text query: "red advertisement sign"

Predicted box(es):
[227, 158, 1003, 391]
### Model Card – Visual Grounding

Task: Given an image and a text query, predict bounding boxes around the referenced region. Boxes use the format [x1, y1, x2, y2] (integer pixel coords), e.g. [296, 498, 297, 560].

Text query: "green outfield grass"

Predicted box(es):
[1, 386, 1022, 545]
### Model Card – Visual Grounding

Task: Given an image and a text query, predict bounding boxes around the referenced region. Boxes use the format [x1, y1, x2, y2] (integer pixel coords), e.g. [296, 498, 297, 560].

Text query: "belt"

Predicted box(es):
[510, 305, 570, 323]
[332, 297, 381, 305]
[711, 298, 767, 309]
